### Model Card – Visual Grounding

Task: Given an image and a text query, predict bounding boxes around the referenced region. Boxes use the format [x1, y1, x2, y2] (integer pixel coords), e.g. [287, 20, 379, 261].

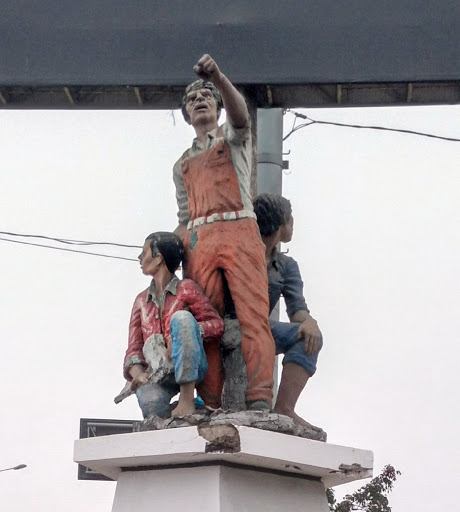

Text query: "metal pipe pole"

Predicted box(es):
[257, 109, 283, 195]
[257, 108, 284, 401]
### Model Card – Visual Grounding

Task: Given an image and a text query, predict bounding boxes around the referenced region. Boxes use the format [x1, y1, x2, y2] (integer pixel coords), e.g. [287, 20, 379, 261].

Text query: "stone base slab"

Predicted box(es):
[74, 424, 372, 487]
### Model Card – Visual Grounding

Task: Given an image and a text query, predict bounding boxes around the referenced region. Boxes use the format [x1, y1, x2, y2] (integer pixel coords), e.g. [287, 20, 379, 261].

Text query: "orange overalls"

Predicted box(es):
[181, 136, 275, 408]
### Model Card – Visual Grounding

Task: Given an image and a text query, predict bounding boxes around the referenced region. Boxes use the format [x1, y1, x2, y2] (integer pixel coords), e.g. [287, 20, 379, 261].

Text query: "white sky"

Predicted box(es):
[0, 104, 459, 511]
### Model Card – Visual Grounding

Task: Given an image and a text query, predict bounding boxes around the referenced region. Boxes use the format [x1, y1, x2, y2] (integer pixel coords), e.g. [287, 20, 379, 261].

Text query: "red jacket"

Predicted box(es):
[124, 277, 224, 379]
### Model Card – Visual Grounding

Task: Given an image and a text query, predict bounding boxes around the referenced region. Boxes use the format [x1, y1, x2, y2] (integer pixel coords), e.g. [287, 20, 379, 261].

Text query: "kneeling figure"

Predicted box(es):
[124, 232, 224, 418]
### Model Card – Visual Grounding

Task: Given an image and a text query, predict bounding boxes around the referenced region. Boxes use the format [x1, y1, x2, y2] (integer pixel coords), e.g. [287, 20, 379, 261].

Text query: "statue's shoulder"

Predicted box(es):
[133, 287, 151, 305]
[278, 251, 300, 270]
[178, 278, 199, 292]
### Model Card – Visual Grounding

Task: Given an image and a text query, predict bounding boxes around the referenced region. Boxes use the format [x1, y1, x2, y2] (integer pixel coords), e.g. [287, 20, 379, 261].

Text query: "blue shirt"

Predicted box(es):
[267, 250, 310, 318]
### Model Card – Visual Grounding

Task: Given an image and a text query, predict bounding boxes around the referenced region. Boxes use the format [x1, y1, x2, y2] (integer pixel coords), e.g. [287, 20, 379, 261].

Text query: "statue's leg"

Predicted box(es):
[271, 320, 322, 376]
[169, 310, 208, 416]
[271, 320, 323, 428]
[170, 310, 208, 384]
[182, 227, 225, 314]
[135, 378, 178, 419]
[221, 221, 275, 406]
[183, 227, 225, 408]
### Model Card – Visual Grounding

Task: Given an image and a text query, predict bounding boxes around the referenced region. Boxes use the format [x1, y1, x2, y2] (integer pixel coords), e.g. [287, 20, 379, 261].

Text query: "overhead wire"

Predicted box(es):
[0, 237, 139, 262]
[0, 230, 141, 248]
[3, 112, 457, 261]
[283, 110, 460, 142]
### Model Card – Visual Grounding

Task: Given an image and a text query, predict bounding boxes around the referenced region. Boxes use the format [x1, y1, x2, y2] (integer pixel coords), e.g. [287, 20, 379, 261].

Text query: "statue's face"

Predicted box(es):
[185, 87, 218, 126]
[138, 240, 161, 276]
[279, 215, 294, 243]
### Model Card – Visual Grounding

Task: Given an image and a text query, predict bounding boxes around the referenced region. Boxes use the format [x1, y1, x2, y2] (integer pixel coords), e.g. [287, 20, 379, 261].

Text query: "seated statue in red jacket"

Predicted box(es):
[123, 231, 224, 418]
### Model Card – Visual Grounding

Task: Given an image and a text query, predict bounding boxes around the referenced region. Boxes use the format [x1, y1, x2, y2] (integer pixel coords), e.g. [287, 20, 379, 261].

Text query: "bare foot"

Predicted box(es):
[273, 407, 320, 430]
[171, 401, 196, 417]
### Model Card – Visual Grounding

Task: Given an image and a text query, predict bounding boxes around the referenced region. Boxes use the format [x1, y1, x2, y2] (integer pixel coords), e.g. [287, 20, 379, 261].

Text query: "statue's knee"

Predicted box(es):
[136, 385, 171, 419]
[170, 310, 193, 327]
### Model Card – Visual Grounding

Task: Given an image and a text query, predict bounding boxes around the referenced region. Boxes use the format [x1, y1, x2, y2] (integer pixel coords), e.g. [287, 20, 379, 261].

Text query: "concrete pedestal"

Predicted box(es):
[74, 425, 373, 512]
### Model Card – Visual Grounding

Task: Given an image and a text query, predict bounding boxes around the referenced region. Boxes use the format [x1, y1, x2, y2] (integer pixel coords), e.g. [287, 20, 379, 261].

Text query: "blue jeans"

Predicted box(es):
[270, 320, 322, 376]
[136, 310, 208, 418]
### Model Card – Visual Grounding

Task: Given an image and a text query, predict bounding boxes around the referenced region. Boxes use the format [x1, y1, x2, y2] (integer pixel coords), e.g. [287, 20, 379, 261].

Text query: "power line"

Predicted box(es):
[284, 110, 460, 142]
[0, 230, 141, 248]
[0, 237, 139, 262]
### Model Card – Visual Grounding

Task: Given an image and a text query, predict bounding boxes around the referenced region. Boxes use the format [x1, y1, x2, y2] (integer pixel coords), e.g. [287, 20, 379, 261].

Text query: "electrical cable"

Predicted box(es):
[284, 110, 460, 142]
[0, 237, 138, 262]
[0, 230, 141, 248]
[5, 111, 457, 261]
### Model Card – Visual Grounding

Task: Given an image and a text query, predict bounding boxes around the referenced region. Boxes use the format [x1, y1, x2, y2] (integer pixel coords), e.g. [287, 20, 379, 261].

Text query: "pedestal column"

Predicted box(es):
[74, 425, 373, 512]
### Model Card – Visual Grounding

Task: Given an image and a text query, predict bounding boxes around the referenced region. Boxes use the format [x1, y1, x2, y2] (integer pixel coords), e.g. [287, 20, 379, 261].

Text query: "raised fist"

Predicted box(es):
[193, 54, 222, 83]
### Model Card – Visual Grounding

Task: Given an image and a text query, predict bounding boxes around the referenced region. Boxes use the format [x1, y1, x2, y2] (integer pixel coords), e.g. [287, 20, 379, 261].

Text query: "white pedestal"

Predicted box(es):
[74, 425, 373, 512]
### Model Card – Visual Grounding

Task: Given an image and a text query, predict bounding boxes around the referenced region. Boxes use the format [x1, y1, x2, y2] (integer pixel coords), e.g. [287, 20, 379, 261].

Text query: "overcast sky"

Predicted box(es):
[0, 104, 459, 511]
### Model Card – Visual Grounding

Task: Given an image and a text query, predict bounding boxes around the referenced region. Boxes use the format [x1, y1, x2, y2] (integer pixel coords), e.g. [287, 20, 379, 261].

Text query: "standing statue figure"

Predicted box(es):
[123, 232, 224, 418]
[253, 194, 323, 427]
[173, 54, 275, 410]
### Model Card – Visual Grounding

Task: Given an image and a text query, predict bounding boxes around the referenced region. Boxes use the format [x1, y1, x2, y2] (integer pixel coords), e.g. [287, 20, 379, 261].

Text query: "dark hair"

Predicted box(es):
[145, 232, 184, 273]
[181, 79, 223, 123]
[253, 194, 292, 236]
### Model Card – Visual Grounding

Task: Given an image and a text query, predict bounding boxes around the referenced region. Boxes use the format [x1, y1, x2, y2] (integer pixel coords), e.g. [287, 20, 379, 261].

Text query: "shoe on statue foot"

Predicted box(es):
[247, 400, 271, 411]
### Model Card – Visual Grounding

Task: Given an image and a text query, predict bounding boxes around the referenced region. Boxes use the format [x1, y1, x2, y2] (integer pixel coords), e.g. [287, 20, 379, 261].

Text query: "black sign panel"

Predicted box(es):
[78, 418, 138, 481]
[1, 1, 459, 87]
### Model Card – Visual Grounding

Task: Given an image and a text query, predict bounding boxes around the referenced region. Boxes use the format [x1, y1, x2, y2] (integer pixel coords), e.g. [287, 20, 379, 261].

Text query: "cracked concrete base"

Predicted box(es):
[134, 410, 327, 442]
[75, 421, 373, 501]
[198, 424, 241, 453]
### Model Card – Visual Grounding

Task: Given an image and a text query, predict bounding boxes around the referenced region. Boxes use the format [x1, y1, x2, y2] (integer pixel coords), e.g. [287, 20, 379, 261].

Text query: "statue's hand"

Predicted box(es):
[130, 368, 151, 390]
[297, 317, 322, 356]
[193, 54, 222, 84]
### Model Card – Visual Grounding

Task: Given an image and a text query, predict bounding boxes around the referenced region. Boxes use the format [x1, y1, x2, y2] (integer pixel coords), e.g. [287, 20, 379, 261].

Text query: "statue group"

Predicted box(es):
[118, 55, 323, 430]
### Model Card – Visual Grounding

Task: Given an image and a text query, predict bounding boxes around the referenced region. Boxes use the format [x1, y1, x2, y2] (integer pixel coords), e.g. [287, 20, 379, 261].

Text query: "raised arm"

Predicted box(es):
[194, 54, 248, 129]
